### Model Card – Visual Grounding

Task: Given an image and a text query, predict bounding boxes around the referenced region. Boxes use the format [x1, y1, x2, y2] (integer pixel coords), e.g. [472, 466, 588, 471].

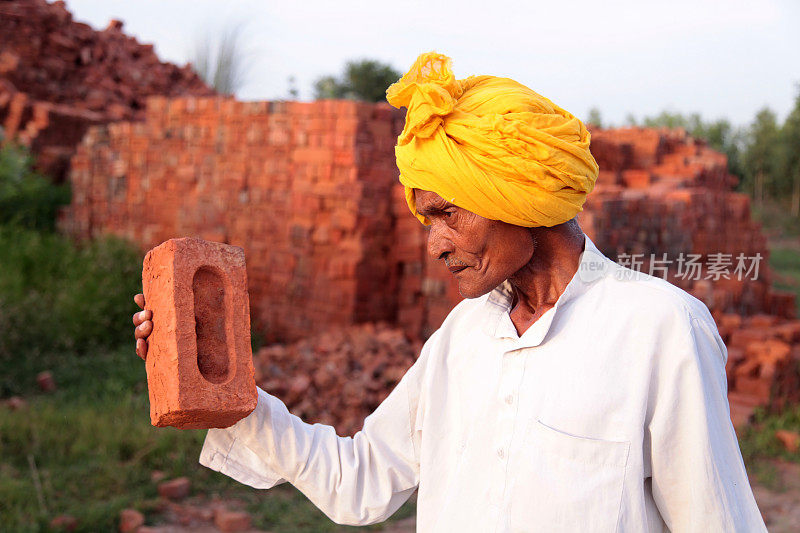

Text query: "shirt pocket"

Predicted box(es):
[508, 419, 630, 533]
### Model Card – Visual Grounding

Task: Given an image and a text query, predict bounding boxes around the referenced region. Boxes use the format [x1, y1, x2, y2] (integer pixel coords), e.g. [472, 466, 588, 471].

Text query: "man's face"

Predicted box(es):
[414, 189, 535, 298]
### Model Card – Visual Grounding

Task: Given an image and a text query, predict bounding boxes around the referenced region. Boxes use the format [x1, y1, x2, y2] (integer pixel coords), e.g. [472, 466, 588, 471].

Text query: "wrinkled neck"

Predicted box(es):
[507, 228, 585, 334]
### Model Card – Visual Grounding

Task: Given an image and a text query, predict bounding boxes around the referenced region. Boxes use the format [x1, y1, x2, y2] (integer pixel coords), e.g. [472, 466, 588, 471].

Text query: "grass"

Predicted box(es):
[769, 247, 800, 317]
[720, 199, 800, 317]
[751, 200, 800, 242]
[0, 227, 143, 396]
[740, 199, 800, 484]
[752, 197, 800, 317]
[0, 346, 415, 532]
[738, 405, 800, 489]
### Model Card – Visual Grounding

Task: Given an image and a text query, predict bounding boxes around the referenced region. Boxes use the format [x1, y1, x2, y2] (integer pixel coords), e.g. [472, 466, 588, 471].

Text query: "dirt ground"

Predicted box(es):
[138, 461, 800, 532]
[752, 460, 800, 532]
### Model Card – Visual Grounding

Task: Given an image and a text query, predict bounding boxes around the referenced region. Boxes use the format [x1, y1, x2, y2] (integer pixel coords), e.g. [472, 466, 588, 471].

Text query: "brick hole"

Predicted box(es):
[192, 266, 230, 384]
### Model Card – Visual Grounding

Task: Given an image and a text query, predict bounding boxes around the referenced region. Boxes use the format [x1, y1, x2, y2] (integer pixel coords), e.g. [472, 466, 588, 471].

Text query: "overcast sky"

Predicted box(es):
[63, 0, 799, 127]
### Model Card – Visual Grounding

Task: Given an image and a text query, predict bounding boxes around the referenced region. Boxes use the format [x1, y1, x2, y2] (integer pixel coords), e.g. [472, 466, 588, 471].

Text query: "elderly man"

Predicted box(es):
[133, 53, 766, 531]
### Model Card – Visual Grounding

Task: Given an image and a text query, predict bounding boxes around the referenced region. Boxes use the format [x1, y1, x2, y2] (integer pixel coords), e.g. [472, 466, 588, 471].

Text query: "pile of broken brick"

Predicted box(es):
[718, 313, 800, 428]
[0, 0, 213, 180]
[253, 322, 422, 436]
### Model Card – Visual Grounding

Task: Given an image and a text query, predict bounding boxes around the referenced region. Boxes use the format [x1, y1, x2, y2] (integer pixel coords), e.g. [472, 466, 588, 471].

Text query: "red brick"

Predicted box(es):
[36, 370, 56, 393]
[4, 396, 27, 411]
[157, 477, 191, 501]
[49, 515, 78, 531]
[214, 510, 252, 532]
[735, 376, 772, 402]
[142, 238, 257, 429]
[771, 321, 800, 343]
[728, 393, 759, 432]
[621, 169, 651, 188]
[775, 430, 800, 453]
[119, 508, 145, 532]
[748, 314, 778, 328]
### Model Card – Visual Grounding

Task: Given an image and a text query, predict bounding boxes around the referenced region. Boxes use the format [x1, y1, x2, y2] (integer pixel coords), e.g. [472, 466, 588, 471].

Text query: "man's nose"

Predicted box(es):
[427, 223, 454, 261]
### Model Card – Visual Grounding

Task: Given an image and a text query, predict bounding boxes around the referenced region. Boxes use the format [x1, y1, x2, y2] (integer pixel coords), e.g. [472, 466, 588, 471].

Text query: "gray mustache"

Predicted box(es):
[445, 257, 468, 268]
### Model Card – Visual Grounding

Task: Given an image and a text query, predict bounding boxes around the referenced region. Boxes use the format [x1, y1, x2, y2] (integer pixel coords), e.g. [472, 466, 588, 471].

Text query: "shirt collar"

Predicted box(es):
[482, 233, 609, 348]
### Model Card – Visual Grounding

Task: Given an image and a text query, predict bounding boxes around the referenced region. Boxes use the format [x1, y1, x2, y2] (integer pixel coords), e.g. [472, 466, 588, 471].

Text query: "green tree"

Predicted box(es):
[742, 108, 781, 206]
[313, 75, 346, 99]
[779, 87, 800, 216]
[693, 118, 746, 180]
[288, 75, 299, 99]
[313, 59, 401, 103]
[692, 119, 733, 151]
[587, 107, 604, 128]
[643, 110, 691, 130]
[623, 113, 638, 127]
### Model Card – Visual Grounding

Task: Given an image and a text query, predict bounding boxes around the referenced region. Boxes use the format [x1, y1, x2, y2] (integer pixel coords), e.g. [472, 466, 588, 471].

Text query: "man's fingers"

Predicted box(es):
[134, 320, 153, 339]
[136, 338, 147, 360]
[134, 293, 150, 360]
[132, 309, 152, 327]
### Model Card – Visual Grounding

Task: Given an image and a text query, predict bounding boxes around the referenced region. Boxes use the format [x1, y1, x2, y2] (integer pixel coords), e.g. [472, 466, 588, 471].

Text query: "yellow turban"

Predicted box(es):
[386, 52, 599, 227]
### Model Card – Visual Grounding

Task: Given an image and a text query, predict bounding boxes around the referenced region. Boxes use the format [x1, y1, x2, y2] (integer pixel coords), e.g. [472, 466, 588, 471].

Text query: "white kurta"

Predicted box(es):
[199, 235, 766, 532]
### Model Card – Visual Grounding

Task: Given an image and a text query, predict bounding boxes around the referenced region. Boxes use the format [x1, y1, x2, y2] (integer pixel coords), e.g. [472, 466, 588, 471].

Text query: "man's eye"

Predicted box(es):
[444, 210, 455, 218]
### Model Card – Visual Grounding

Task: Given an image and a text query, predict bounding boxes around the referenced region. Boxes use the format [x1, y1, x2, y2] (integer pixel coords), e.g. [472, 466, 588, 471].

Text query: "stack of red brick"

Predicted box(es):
[579, 127, 791, 319]
[62, 96, 406, 343]
[717, 313, 800, 425]
[253, 322, 422, 436]
[0, 0, 212, 180]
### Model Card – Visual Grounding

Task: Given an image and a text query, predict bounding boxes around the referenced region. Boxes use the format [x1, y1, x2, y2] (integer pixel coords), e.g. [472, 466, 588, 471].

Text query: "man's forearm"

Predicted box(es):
[200, 385, 419, 525]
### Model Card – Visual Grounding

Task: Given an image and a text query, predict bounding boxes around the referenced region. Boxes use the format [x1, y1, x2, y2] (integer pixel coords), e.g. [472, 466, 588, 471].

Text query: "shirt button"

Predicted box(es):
[497, 448, 505, 459]
[505, 395, 514, 405]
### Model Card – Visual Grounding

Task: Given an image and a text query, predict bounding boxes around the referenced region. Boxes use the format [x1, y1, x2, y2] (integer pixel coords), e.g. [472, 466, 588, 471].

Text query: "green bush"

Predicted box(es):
[0, 226, 142, 395]
[0, 144, 70, 231]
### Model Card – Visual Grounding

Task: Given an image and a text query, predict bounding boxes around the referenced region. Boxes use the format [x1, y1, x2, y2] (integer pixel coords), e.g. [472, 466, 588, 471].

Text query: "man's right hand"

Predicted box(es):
[133, 293, 153, 360]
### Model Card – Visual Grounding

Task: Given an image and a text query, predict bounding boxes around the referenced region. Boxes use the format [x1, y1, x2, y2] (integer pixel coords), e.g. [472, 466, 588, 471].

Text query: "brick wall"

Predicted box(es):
[61, 97, 406, 343]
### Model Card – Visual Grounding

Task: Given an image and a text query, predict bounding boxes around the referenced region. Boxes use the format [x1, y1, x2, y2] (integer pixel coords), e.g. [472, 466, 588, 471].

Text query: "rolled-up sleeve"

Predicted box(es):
[647, 308, 766, 532]
[199, 333, 433, 526]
